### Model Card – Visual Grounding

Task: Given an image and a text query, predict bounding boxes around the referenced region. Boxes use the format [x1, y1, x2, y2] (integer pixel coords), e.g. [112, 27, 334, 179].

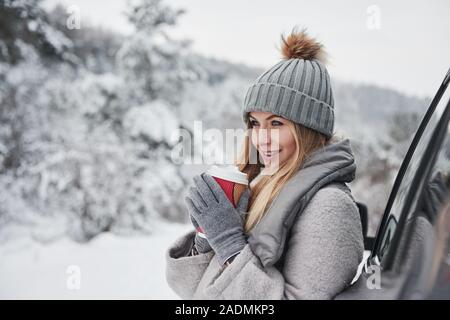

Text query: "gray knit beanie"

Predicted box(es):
[242, 29, 334, 138]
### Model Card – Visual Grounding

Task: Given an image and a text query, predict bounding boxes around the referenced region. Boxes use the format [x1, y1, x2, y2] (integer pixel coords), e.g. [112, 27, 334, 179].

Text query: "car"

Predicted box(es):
[337, 68, 450, 300]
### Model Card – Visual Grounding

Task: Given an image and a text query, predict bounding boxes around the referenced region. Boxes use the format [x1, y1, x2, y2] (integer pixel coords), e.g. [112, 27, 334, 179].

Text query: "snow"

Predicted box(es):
[0, 221, 191, 299]
[124, 101, 179, 146]
[0, 222, 372, 299]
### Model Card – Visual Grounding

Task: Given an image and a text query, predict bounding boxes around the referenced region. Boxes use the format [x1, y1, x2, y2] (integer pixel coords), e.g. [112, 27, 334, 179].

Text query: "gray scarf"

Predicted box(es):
[247, 138, 357, 267]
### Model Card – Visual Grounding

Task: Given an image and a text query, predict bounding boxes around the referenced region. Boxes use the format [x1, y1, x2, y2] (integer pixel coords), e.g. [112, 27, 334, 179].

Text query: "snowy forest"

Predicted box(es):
[0, 0, 431, 242]
[0, 0, 433, 298]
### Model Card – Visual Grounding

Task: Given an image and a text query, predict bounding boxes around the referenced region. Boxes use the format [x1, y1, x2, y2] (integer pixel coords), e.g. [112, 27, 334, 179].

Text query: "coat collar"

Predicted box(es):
[247, 138, 357, 267]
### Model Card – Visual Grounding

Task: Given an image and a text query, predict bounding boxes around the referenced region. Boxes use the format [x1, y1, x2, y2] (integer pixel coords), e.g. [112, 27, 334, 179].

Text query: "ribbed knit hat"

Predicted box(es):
[242, 28, 334, 138]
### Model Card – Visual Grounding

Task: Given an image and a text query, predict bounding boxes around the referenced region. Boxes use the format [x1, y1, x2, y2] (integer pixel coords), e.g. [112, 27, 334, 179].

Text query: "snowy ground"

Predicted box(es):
[0, 222, 191, 299]
[0, 221, 371, 299]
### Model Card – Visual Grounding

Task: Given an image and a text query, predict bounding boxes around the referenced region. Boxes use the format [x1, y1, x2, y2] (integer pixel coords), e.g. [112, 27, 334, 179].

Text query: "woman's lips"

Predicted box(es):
[260, 150, 280, 162]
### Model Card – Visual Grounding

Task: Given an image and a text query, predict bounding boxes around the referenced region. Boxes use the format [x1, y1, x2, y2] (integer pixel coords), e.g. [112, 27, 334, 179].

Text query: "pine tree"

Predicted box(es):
[117, 0, 198, 105]
[0, 0, 72, 64]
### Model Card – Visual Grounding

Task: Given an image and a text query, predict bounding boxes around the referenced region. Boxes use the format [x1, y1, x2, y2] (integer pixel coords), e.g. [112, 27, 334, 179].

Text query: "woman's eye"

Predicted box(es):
[250, 120, 259, 127]
[271, 120, 283, 126]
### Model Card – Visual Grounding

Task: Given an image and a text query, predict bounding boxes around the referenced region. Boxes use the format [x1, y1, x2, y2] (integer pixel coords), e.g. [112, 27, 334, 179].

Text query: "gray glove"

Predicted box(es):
[185, 173, 250, 265]
[188, 197, 249, 254]
[189, 214, 212, 253]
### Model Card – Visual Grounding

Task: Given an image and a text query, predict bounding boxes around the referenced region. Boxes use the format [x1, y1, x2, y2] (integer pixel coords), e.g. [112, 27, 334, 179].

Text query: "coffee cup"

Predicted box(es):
[195, 165, 248, 238]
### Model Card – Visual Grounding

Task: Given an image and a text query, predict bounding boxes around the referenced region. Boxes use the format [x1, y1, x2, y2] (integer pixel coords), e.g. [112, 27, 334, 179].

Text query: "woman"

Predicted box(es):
[165, 28, 364, 299]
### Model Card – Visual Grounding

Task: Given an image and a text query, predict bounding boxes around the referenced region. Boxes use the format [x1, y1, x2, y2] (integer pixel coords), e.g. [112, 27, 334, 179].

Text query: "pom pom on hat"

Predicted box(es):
[280, 27, 328, 64]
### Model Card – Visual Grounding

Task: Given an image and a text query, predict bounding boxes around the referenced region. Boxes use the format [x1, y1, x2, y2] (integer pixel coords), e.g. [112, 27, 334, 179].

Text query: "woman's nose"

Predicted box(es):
[258, 128, 276, 145]
[257, 128, 268, 144]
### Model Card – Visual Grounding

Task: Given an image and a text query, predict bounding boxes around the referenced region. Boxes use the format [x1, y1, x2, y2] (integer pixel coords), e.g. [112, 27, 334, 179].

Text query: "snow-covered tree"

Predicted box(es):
[0, 0, 73, 64]
[1, 0, 195, 242]
[47, 4, 122, 73]
[117, 0, 198, 105]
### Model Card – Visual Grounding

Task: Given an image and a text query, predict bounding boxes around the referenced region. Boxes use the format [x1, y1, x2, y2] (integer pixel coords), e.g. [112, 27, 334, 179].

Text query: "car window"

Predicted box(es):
[378, 215, 398, 260]
[373, 86, 450, 266]
[424, 121, 450, 298]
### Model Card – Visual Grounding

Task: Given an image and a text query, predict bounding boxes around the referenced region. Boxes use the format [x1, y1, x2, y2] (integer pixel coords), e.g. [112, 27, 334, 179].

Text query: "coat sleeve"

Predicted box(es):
[200, 187, 365, 300]
[165, 230, 215, 299]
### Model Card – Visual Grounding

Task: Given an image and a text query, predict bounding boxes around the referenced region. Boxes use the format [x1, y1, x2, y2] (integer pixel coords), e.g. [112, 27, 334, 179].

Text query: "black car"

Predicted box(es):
[337, 68, 450, 299]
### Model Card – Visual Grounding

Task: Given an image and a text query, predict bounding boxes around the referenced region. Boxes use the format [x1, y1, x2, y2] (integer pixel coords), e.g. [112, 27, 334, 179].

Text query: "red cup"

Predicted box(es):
[196, 165, 248, 237]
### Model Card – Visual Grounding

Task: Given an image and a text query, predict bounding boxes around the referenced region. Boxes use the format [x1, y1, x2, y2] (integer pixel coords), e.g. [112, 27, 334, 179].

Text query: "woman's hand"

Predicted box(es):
[185, 173, 250, 265]
[185, 177, 213, 253]
[189, 215, 212, 253]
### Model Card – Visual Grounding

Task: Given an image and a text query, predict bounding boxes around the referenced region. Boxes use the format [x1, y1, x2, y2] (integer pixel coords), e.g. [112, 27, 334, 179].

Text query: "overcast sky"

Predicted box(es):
[44, 0, 450, 98]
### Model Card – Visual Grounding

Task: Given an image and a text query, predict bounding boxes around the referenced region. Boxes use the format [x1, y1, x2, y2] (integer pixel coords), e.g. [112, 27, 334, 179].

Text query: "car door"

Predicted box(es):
[336, 68, 450, 299]
[398, 90, 450, 299]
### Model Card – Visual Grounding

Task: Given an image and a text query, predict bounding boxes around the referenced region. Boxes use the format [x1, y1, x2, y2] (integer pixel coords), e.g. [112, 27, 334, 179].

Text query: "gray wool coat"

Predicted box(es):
[165, 139, 364, 300]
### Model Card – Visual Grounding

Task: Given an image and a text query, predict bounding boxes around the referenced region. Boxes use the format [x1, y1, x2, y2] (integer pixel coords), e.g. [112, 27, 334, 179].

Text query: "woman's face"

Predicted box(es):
[249, 111, 296, 170]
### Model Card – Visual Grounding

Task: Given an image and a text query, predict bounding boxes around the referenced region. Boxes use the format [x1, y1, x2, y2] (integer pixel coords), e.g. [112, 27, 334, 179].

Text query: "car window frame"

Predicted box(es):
[384, 96, 450, 272]
[369, 69, 450, 269]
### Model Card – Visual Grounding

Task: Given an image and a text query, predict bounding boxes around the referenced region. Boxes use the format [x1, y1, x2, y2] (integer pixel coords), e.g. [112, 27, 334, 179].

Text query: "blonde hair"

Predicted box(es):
[235, 119, 333, 232]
